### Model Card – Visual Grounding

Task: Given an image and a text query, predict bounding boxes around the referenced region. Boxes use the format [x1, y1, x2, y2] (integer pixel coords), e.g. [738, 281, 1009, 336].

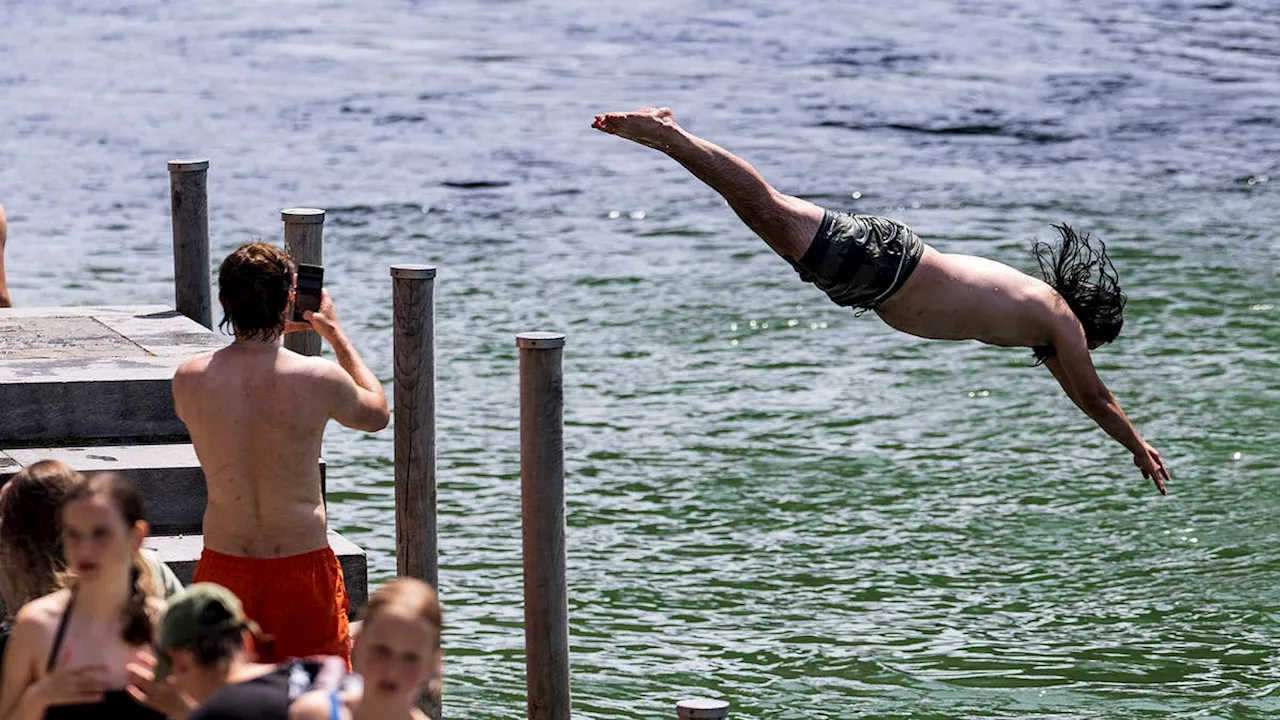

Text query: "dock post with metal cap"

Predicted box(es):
[391, 264, 440, 719]
[517, 331, 571, 720]
[677, 698, 730, 719]
[168, 159, 212, 329]
[282, 208, 325, 356]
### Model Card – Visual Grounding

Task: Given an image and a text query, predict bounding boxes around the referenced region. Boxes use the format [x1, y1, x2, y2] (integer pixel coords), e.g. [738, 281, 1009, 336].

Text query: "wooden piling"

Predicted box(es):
[517, 332, 571, 720]
[282, 208, 324, 356]
[168, 159, 212, 329]
[391, 264, 440, 720]
[677, 699, 730, 719]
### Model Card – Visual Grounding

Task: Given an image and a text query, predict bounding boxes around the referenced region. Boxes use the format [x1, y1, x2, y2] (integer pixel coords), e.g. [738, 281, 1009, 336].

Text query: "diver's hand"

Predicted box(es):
[1133, 442, 1169, 495]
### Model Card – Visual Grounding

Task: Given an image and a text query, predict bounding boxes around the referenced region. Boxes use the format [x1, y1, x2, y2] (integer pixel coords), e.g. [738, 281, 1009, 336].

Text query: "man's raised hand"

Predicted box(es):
[284, 289, 340, 340]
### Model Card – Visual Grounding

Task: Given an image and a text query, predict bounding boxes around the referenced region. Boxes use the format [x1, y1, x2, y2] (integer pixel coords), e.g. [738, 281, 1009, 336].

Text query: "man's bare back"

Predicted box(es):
[174, 290, 389, 557]
[877, 247, 1063, 347]
[593, 107, 1170, 493]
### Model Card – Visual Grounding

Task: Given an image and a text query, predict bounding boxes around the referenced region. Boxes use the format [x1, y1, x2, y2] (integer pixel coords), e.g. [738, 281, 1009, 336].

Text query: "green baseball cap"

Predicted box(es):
[153, 583, 256, 681]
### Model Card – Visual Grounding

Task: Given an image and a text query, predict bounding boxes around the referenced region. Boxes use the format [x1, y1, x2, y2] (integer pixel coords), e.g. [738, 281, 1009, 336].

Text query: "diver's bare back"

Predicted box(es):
[174, 344, 332, 557]
[875, 247, 1064, 347]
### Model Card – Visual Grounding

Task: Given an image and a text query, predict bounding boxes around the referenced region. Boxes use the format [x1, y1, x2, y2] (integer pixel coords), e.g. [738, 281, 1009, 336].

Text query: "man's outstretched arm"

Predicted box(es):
[290, 290, 390, 432]
[1044, 324, 1169, 494]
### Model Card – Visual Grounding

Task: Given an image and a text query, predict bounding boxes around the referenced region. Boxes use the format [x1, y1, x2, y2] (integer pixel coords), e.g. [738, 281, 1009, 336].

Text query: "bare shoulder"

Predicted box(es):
[1028, 283, 1078, 330]
[11, 588, 69, 643]
[1042, 290, 1089, 337]
[287, 352, 353, 387]
[16, 588, 69, 623]
[174, 350, 216, 379]
[286, 689, 332, 720]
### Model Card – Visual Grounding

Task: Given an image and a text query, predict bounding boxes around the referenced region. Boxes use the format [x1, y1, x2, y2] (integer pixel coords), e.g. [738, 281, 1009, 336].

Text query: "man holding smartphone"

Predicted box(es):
[172, 242, 389, 664]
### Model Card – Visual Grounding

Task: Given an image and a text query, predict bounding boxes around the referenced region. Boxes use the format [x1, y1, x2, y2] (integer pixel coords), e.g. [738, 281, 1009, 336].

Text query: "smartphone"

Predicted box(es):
[293, 263, 324, 322]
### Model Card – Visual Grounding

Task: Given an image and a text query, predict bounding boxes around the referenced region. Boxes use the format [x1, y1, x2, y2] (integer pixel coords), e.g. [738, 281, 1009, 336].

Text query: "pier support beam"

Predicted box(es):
[392, 264, 440, 720]
[518, 332, 571, 720]
[283, 208, 324, 357]
[677, 699, 730, 719]
[168, 159, 212, 329]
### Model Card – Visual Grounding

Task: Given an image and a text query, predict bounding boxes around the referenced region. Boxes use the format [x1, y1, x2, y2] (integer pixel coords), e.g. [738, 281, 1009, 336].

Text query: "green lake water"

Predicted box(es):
[2, 0, 1277, 716]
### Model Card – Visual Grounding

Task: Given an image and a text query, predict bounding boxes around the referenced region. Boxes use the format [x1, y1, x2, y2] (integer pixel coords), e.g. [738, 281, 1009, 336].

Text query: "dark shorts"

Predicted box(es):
[786, 209, 924, 310]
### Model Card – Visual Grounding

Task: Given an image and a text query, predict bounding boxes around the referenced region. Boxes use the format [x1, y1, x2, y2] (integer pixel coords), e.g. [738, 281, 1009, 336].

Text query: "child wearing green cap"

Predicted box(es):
[128, 582, 348, 720]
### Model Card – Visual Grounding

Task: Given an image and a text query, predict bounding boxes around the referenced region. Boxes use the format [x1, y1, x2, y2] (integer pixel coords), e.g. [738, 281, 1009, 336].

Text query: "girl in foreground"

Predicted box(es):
[289, 578, 443, 720]
[0, 473, 166, 719]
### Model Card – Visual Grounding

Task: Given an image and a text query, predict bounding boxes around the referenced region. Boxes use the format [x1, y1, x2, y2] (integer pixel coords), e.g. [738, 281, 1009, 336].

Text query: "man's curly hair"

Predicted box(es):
[1031, 224, 1126, 364]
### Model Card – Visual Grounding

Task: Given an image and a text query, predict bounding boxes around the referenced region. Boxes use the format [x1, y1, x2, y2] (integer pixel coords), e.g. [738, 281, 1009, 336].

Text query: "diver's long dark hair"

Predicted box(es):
[1031, 224, 1125, 364]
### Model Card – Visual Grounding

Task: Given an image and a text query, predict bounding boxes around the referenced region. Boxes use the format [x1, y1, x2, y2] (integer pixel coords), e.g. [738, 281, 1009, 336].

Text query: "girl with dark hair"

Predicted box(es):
[0, 473, 166, 719]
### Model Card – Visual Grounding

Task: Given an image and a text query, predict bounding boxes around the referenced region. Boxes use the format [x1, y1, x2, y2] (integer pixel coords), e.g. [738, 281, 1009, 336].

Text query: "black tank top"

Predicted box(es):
[42, 592, 165, 720]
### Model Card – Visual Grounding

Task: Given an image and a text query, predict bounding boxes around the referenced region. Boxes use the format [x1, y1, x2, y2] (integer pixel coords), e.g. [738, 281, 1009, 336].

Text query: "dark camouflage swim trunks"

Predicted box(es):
[785, 209, 924, 310]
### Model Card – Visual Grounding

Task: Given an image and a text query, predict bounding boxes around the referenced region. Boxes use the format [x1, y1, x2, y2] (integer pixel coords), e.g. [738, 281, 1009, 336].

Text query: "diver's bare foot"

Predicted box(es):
[592, 107, 683, 150]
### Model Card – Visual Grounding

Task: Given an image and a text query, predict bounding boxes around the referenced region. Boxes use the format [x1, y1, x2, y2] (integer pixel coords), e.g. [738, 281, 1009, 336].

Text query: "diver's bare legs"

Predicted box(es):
[0, 204, 10, 308]
[593, 108, 823, 260]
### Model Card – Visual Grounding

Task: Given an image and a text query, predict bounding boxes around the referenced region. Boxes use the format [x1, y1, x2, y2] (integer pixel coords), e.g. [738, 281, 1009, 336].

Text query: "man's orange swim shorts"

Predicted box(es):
[192, 546, 351, 664]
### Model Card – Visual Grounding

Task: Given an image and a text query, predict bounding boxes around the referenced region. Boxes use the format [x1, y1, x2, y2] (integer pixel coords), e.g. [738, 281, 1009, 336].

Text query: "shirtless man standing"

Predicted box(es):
[593, 108, 1169, 494]
[172, 243, 389, 663]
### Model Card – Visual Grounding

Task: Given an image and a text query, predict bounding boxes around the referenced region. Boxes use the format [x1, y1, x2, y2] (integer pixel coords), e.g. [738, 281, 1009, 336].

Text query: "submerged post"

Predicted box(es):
[517, 332, 570, 720]
[677, 699, 730, 719]
[282, 208, 324, 356]
[168, 159, 212, 329]
[391, 264, 440, 720]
